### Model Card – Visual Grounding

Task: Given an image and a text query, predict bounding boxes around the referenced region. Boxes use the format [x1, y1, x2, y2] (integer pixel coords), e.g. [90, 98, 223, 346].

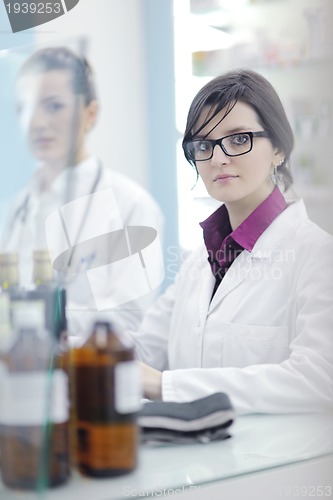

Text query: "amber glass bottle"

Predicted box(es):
[72, 321, 141, 477]
[0, 302, 70, 490]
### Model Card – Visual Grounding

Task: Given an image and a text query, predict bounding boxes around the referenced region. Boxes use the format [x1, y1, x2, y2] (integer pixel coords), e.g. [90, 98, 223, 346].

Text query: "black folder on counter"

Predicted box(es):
[138, 392, 234, 445]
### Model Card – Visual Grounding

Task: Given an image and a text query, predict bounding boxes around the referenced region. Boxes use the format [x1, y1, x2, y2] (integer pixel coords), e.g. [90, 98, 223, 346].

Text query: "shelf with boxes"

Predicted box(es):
[191, 0, 333, 76]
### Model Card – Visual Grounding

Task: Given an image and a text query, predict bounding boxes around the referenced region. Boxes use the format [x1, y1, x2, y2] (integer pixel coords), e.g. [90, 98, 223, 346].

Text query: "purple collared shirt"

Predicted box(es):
[200, 187, 287, 296]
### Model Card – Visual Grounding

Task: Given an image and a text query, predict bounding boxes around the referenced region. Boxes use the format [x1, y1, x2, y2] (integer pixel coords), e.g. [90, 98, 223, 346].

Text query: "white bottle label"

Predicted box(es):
[114, 360, 142, 414]
[0, 369, 69, 425]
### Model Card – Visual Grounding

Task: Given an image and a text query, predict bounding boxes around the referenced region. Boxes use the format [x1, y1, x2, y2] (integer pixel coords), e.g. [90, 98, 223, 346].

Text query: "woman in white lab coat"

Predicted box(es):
[135, 69, 333, 414]
[2, 47, 164, 336]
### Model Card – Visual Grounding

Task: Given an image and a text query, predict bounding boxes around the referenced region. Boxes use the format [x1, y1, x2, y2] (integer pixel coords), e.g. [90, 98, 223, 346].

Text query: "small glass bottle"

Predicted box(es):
[72, 320, 141, 477]
[0, 252, 21, 294]
[0, 293, 12, 352]
[0, 301, 71, 490]
[29, 249, 67, 341]
[0, 252, 29, 340]
[33, 249, 54, 285]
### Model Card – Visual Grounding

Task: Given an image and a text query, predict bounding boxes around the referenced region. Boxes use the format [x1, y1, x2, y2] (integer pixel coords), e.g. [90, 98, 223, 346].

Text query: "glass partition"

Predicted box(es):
[0, 35, 165, 497]
[0, 37, 89, 496]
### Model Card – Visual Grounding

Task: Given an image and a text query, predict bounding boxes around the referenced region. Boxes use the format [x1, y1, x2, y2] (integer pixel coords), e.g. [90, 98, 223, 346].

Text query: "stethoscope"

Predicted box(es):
[3, 159, 103, 251]
[9, 192, 30, 227]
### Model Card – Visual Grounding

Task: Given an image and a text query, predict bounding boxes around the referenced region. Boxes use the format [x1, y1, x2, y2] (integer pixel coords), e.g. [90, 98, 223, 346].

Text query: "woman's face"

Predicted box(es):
[16, 69, 95, 169]
[194, 101, 284, 210]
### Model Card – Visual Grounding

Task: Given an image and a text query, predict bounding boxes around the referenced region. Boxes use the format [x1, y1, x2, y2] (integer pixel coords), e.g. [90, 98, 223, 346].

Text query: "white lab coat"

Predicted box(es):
[131, 199, 333, 414]
[2, 157, 164, 337]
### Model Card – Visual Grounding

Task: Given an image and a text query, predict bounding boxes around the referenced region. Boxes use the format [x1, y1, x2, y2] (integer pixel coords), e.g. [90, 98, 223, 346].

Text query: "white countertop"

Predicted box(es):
[1, 412, 333, 500]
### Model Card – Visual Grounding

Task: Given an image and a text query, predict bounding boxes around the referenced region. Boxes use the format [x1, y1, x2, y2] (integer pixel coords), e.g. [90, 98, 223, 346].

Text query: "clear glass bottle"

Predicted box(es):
[0, 252, 19, 292]
[0, 301, 71, 490]
[33, 249, 54, 285]
[0, 293, 12, 352]
[0, 252, 29, 347]
[29, 249, 67, 341]
[72, 320, 141, 477]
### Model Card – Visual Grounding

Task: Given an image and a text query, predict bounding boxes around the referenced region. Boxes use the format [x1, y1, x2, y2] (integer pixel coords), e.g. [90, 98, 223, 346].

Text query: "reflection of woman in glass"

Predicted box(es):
[3, 47, 164, 336]
[135, 70, 333, 414]
[16, 48, 97, 191]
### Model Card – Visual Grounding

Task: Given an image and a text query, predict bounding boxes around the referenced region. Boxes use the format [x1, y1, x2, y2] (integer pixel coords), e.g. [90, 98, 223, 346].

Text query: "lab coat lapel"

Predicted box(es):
[203, 200, 307, 313]
[207, 199, 307, 314]
[198, 257, 216, 320]
[208, 250, 252, 313]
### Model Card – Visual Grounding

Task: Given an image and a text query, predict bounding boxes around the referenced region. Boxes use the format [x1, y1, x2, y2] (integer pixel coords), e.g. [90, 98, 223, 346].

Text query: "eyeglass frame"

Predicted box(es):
[183, 131, 271, 162]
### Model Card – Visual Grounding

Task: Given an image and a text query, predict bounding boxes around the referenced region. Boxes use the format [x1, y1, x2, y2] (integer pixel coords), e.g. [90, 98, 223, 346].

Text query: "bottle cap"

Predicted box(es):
[94, 320, 112, 329]
[33, 249, 52, 261]
[0, 252, 18, 265]
[95, 322, 109, 348]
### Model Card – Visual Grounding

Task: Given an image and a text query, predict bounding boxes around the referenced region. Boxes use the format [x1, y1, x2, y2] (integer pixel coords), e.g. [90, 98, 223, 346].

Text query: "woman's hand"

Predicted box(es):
[139, 361, 162, 400]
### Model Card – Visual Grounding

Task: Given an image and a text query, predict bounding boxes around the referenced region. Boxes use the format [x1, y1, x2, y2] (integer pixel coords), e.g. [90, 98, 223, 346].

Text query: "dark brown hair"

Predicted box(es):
[182, 69, 294, 190]
[18, 46, 97, 105]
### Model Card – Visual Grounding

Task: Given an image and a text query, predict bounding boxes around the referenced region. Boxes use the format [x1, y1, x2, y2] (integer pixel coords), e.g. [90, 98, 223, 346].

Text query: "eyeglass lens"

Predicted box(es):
[186, 133, 253, 161]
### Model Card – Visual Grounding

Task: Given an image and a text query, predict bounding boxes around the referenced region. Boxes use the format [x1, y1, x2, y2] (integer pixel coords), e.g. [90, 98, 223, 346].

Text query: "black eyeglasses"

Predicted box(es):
[183, 131, 270, 162]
